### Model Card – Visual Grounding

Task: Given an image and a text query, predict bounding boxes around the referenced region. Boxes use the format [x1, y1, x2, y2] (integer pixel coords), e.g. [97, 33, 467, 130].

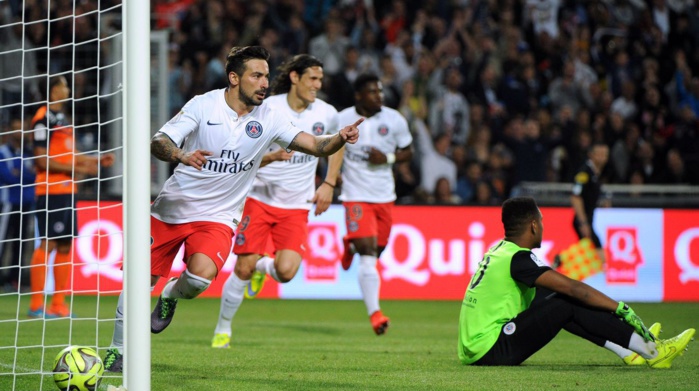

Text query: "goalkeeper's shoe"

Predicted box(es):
[151, 280, 179, 334]
[211, 333, 231, 349]
[647, 328, 695, 369]
[244, 271, 266, 299]
[341, 237, 356, 271]
[104, 348, 123, 372]
[623, 322, 662, 365]
[370, 310, 390, 336]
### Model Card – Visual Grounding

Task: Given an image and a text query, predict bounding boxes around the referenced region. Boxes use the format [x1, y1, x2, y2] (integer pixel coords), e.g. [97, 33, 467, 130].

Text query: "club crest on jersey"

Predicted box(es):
[235, 233, 246, 246]
[348, 221, 359, 233]
[378, 124, 389, 136]
[245, 121, 263, 138]
[312, 122, 325, 135]
[239, 216, 250, 231]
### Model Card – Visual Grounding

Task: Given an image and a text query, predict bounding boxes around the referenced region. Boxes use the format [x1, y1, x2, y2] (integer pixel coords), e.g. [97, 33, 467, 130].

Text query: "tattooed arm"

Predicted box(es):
[288, 118, 363, 157]
[151, 132, 213, 170]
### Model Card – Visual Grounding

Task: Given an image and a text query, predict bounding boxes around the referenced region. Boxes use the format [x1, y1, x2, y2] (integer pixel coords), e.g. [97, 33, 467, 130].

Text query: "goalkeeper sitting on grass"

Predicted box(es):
[458, 196, 694, 367]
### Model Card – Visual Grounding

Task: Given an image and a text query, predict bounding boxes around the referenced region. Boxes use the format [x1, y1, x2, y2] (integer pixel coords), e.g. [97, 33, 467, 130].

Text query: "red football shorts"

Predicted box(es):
[342, 201, 393, 247]
[233, 198, 309, 257]
[150, 216, 234, 278]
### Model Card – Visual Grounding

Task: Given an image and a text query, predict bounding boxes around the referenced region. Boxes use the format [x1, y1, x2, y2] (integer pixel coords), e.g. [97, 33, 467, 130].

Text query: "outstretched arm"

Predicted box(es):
[151, 132, 212, 171]
[288, 118, 363, 157]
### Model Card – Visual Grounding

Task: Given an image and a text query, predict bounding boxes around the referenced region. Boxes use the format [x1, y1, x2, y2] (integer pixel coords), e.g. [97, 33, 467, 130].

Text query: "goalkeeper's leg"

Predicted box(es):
[475, 289, 653, 365]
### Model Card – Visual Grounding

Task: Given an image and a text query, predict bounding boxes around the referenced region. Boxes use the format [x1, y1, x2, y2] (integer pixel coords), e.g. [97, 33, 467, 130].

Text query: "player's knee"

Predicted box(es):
[234, 263, 255, 280]
[275, 262, 300, 283]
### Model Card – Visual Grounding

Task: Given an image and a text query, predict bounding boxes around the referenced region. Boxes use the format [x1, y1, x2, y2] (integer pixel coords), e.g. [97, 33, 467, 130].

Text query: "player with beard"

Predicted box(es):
[104, 46, 363, 371]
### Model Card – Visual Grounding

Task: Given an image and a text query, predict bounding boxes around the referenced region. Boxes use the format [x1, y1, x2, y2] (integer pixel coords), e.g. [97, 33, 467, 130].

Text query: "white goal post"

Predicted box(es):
[123, 0, 151, 389]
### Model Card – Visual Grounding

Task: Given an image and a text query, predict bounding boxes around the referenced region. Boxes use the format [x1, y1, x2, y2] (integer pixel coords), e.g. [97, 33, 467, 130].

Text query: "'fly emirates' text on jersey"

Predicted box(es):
[249, 94, 339, 210]
[151, 89, 302, 228]
[338, 106, 412, 203]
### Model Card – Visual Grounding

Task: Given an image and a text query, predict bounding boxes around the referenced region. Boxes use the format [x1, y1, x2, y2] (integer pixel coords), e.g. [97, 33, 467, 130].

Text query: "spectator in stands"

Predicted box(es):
[429, 67, 470, 145]
[611, 81, 639, 120]
[0, 118, 35, 293]
[431, 177, 461, 205]
[0, 6, 40, 124]
[309, 17, 350, 77]
[548, 60, 588, 118]
[661, 148, 688, 184]
[413, 119, 456, 197]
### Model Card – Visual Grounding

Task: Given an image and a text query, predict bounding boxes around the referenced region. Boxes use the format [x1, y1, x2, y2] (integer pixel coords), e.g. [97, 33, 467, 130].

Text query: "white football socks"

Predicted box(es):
[110, 291, 125, 353]
[214, 272, 248, 335]
[255, 255, 280, 282]
[628, 332, 658, 359]
[604, 340, 634, 359]
[358, 255, 380, 316]
[162, 269, 211, 299]
[111, 285, 155, 353]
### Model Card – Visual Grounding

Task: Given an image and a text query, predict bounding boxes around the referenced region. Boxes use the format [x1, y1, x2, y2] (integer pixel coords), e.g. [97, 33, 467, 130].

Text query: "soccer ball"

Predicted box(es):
[53, 346, 104, 391]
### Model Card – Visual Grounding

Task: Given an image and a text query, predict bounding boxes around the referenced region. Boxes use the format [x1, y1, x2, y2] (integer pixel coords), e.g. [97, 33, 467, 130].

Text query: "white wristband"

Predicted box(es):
[386, 153, 396, 164]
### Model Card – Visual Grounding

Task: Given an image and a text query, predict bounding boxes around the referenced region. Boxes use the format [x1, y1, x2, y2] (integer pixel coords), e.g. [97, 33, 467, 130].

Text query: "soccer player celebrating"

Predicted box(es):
[211, 54, 342, 348]
[458, 196, 695, 367]
[104, 46, 362, 371]
[338, 73, 413, 335]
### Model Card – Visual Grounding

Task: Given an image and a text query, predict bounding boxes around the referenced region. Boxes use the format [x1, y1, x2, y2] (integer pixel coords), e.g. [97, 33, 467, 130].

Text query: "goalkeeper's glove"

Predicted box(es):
[615, 301, 655, 342]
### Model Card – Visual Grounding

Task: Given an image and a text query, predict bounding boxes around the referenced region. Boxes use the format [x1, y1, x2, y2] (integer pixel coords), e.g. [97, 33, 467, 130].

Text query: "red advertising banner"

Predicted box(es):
[68, 202, 699, 302]
[377, 206, 578, 299]
[663, 210, 699, 301]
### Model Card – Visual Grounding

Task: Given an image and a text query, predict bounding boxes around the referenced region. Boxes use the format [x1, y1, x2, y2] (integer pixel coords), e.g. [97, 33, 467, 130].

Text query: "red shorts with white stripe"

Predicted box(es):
[342, 201, 393, 247]
[233, 198, 309, 257]
[150, 216, 234, 278]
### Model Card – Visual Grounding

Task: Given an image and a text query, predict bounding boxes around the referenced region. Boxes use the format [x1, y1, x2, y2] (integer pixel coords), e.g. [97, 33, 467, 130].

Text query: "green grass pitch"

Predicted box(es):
[1, 296, 697, 390]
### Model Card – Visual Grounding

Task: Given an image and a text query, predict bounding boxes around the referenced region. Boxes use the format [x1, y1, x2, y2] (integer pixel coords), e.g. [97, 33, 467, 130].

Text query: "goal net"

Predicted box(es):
[0, 0, 151, 389]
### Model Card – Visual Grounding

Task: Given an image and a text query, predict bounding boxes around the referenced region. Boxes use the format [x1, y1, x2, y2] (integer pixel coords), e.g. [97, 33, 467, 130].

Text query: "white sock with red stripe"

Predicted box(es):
[255, 256, 280, 282]
[214, 272, 248, 335]
[358, 255, 380, 316]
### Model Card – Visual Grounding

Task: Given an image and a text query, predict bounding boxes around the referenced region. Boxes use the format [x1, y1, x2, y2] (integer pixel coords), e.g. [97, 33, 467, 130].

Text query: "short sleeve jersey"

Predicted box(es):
[337, 106, 412, 203]
[248, 94, 339, 210]
[151, 89, 302, 228]
[571, 160, 601, 222]
[31, 106, 75, 196]
[457, 240, 550, 364]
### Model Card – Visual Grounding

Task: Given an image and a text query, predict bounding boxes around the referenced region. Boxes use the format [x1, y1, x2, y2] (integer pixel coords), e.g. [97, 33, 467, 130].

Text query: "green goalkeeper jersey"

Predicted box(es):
[457, 240, 549, 364]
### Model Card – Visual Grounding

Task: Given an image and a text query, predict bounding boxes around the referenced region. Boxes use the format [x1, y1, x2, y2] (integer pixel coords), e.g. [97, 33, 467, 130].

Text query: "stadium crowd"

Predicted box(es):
[2, 0, 699, 205]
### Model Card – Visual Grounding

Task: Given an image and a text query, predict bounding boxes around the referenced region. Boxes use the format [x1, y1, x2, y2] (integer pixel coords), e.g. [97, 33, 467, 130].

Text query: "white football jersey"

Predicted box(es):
[151, 89, 302, 228]
[249, 94, 339, 209]
[338, 106, 412, 203]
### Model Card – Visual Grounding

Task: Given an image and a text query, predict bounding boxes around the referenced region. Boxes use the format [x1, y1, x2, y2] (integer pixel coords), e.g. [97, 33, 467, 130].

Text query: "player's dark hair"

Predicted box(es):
[502, 197, 540, 238]
[353, 73, 380, 93]
[225, 46, 270, 83]
[270, 54, 324, 95]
